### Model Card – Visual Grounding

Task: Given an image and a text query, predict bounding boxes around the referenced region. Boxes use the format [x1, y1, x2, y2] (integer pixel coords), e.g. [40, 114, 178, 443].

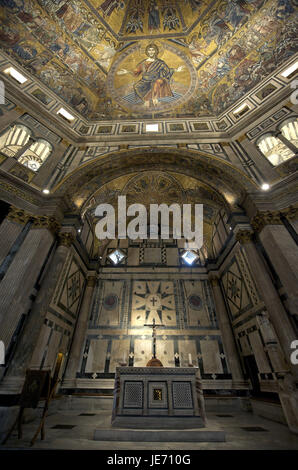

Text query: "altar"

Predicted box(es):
[95, 321, 225, 442]
[111, 366, 206, 429]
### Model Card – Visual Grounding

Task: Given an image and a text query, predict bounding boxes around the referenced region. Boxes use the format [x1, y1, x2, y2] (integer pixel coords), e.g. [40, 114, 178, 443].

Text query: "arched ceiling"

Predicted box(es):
[82, 170, 226, 219]
[1, 0, 296, 120]
[53, 147, 258, 212]
[85, 170, 224, 257]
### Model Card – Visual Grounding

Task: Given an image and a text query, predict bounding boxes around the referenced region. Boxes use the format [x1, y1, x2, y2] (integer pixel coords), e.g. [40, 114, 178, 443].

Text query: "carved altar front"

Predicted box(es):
[111, 367, 206, 429]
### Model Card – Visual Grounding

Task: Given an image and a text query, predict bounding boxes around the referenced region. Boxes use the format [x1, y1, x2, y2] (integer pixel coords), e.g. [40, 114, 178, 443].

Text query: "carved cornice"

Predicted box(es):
[235, 230, 254, 244]
[0, 180, 40, 205]
[251, 206, 298, 233]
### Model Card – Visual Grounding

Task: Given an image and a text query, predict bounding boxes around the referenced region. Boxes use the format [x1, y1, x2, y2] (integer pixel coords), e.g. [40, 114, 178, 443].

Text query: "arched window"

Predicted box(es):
[280, 117, 298, 149]
[18, 139, 52, 171]
[257, 133, 295, 166]
[0, 124, 31, 157]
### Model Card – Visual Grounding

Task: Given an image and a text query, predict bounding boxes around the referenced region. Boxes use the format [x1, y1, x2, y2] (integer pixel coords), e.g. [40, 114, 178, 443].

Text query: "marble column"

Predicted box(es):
[252, 209, 298, 314]
[208, 275, 244, 382]
[236, 229, 298, 433]
[235, 229, 297, 377]
[63, 274, 97, 382]
[256, 312, 288, 373]
[1, 229, 75, 393]
[0, 207, 28, 266]
[0, 209, 59, 366]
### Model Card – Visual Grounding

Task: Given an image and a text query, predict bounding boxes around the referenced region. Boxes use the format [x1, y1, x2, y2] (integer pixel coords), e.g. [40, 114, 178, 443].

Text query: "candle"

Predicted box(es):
[188, 353, 192, 364]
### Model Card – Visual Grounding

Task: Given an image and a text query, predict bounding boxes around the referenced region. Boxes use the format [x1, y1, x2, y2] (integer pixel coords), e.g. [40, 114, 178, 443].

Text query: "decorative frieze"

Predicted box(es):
[0, 181, 39, 205]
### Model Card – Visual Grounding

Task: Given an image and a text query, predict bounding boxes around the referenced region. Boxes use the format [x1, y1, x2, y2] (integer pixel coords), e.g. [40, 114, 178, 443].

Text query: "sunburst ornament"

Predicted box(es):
[132, 281, 176, 327]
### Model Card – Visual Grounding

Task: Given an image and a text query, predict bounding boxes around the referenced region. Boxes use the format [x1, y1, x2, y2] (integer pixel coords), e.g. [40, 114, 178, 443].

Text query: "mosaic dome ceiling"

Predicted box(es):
[0, 0, 297, 120]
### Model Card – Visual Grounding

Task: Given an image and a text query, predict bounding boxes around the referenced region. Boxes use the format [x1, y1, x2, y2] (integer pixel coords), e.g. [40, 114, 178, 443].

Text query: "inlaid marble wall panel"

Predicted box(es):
[166, 248, 178, 265]
[221, 247, 276, 388]
[94, 281, 124, 326]
[178, 339, 199, 367]
[182, 280, 215, 327]
[200, 338, 224, 374]
[79, 277, 229, 380]
[109, 338, 131, 372]
[29, 252, 85, 374]
[127, 247, 139, 265]
[221, 248, 260, 320]
[133, 339, 153, 367]
[85, 339, 108, 373]
[248, 330, 271, 373]
[131, 280, 176, 327]
[58, 259, 85, 316]
[156, 339, 175, 367]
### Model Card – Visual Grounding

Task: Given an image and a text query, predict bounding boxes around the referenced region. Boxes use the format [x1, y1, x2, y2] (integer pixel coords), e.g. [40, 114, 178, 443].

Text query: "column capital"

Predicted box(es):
[208, 275, 219, 287]
[251, 211, 282, 233]
[86, 275, 97, 287]
[6, 206, 61, 236]
[283, 205, 298, 221]
[32, 215, 61, 236]
[7, 206, 33, 225]
[251, 206, 298, 233]
[235, 229, 254, 244]
[57, 231, 76, 247]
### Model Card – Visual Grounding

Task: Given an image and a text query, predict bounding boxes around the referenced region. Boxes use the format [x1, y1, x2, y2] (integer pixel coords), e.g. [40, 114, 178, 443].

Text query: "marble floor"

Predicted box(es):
[1, 409, 298, 450]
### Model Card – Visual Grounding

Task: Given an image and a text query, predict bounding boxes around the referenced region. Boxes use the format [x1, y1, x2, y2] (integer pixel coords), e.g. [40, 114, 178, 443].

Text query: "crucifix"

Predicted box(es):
[144, 318, 164, 359]
[150, 296, 158, 307]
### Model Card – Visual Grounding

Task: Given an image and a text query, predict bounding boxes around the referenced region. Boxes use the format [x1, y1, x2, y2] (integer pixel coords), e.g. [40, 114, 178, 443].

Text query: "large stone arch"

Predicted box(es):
[53, 148, 258, 213]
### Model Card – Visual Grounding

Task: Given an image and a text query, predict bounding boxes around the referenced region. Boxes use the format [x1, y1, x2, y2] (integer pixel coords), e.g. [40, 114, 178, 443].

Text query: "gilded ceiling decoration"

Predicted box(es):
[81, 170, 222, 256]
[108, 41, 197, 114]
[1, 0, 296, 119]
[123, 171, 185, 206]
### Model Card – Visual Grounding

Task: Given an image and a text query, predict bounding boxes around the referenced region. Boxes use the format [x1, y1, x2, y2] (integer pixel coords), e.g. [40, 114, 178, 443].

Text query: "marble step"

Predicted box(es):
[94, 428, 225, 442]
